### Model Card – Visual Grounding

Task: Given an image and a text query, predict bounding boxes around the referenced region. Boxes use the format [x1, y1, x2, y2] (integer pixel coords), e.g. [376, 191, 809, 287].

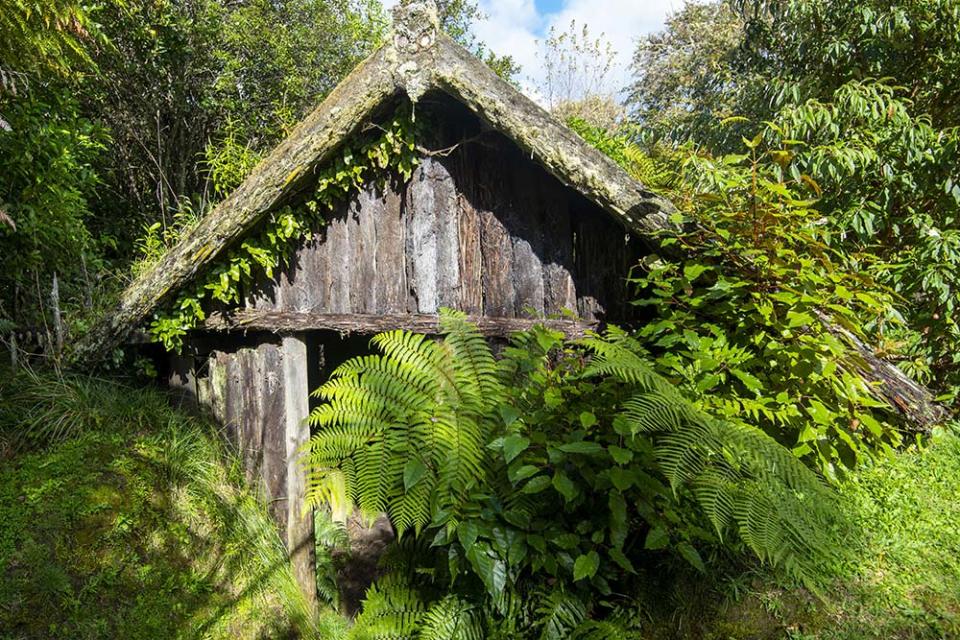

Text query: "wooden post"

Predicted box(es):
[8, 332, 17, 371]
[50, 273, 63, 357]
[282, 333, 317, 609]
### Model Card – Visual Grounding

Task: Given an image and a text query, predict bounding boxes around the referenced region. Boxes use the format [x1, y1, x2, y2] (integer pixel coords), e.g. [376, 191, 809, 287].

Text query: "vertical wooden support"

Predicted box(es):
[282, 333, 317, 609]
[50, 273, 63, 357]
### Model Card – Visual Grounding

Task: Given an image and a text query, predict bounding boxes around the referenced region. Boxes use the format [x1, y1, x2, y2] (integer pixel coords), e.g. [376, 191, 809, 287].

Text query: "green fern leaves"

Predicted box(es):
[306, 310, 505, 536]
[307, 311, 846, 636]
[581, 327, 844, 586]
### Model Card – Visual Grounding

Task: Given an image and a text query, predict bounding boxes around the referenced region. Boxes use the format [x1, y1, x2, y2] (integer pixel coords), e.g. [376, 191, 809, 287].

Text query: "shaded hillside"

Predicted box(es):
[0, 370, 344, 639]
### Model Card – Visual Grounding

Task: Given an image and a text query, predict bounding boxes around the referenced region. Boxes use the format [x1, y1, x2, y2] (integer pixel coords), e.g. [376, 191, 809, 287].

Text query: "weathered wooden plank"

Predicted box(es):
[506, 159, 545, 316]
[207, 352, 233, 446]
[240, 348, 264, 488]
[350, 191, 378, 313]
[223, 351, 245, 454]
[479, 207, 515, 316]
[457, 192, 483, 314]
[326, 201, 353, 313]
[259, 342, 288, 531]
[406, 161, 440, 313]
[244, 270, 278, 310]
[277, 244, 309, 311]
[571, 210, 607, 321]
[282, 334, 317, 610]
[537, 180, 577, 316]
[301, 231, 329, 312]
[202, 309, 597, 338]
[374, 182, 407, 313]
[432, 159, 461, 309]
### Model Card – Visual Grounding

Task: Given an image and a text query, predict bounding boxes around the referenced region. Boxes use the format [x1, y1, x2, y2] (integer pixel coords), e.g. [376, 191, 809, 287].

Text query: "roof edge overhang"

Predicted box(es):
[77, 0, 677, 360]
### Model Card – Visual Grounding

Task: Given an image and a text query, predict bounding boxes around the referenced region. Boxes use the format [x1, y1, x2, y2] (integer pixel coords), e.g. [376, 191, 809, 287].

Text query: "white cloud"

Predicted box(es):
[381, 0, 685, 104]
[475, 0, 684, 102]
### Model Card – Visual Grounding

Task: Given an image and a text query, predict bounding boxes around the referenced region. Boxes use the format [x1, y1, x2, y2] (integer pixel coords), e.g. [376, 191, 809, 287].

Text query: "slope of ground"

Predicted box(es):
[0, 369, 345, 639]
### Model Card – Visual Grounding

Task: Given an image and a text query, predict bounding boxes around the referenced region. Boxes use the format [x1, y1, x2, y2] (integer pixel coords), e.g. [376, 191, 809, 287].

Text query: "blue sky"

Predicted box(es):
[383, 0, 688, 102]
[533, 0, 566, 14]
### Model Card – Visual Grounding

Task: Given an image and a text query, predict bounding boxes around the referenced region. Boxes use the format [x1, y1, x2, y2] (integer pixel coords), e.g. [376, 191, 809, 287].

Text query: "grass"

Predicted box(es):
[643, 426, 960, 639]
[0, 368, 346, 639]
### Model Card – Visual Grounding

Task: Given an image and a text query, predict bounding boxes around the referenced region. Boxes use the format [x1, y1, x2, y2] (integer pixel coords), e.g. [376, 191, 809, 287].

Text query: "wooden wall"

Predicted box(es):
[166, 98, 646, 607]
[172, 334, 316, 608]
[245, 113, 639, 323]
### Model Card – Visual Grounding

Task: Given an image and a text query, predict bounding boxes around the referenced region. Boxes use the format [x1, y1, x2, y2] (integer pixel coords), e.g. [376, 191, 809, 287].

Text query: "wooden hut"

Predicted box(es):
[79, 0, 946, 606]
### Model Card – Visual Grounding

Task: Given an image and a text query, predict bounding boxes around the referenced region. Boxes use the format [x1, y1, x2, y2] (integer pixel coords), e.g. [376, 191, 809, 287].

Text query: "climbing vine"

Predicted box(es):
[148, 109, 419, 351]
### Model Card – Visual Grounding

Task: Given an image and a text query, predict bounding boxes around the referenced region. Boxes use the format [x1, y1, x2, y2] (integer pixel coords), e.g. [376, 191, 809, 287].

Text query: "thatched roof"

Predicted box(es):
[77, 0, 676, 360]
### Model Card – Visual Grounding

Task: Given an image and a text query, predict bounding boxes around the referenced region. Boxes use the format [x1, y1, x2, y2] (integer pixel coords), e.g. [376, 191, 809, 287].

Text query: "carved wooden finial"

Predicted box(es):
[392, 0, 440, 55]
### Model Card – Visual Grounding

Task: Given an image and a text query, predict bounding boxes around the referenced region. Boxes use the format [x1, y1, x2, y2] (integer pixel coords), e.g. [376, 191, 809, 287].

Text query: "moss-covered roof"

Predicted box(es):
[78, 0, 678, 359]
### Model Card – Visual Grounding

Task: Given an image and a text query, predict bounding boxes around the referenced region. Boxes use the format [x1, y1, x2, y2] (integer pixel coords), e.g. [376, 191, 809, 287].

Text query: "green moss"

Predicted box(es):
[0, 371, 345, 639]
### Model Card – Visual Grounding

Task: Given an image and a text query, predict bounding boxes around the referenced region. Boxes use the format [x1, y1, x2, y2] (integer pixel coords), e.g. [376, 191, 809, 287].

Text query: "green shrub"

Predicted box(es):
[305, 311, 846, 638]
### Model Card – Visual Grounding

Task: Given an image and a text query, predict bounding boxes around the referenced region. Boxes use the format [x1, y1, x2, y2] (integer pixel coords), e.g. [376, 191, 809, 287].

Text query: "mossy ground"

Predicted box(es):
[0, 370, 344, 640]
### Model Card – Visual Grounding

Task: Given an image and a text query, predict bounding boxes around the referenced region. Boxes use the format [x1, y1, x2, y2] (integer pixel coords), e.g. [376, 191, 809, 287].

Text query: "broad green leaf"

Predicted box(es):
[609, 493, 628, 548]
[609, 468, 634, 491]
[573, 550, 600, 581]
[522, 475, 552, 494]
[731, 369, 763, 392]
[677, 542, 706, 573]
[552, 471, 579, 502]
[644, 526, 669, 550]
[503, 435, 530, 463]
[786, 310, 814, 328]
[608, 446, 634, 465]
[509, 464, 540, 483]
[684, 263, 710, 282]
[458, 521, 479, 554]
[558, 441, 603, 455]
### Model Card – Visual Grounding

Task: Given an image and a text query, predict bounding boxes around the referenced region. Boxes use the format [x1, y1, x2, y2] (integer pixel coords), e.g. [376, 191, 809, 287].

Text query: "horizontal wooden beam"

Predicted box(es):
[200, 310, 598, 339]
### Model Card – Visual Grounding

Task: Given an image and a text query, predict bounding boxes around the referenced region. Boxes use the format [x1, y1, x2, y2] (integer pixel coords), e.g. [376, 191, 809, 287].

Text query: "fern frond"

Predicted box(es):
[306, 310, 500, 539]
[582, 326, 843, 586]
[534, 588, 587, 640]
[440, 308, 504, 411]
[348, 575, 426, 640]
[418, 595, 484, 640]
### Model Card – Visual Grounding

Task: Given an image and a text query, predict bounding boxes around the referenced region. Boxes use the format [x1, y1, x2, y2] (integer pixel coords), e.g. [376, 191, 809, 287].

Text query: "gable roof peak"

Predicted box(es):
[391, 0, 440, 55]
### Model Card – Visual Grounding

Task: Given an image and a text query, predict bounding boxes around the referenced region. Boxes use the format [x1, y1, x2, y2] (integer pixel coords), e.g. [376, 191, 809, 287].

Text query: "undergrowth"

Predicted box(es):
[642, 425, 960, 639]
[0, 367, 344, 639]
